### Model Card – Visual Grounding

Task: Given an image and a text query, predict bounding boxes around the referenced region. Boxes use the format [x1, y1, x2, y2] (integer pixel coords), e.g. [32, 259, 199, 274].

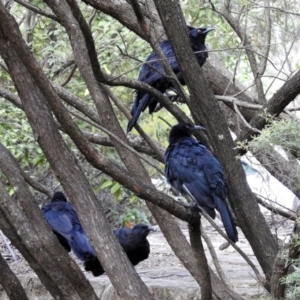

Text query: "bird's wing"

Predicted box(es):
[138, 41, 179, 85]
[114, 227, 150, 266]
[43, 202, 97, 260]
[114, 228, 130, 246]
[42, 202, 74, 239]
[166, 138, 238, 242]
[165, 139, 223, 217]
[114, 227, 141, 254]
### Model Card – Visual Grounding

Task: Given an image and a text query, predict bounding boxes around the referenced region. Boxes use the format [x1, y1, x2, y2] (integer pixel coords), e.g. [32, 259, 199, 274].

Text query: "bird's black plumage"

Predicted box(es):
[84, 224, 154, 277]
[42, 191, 99, 274]
[127, 26, 214, 132]
[164, 123, 238, 243]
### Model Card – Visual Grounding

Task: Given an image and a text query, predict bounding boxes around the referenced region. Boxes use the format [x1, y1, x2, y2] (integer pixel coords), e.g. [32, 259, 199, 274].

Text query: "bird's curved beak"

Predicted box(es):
[204, 28, 215, 34]
[192, 125, 205, 131]
[148, 226, 155, 232]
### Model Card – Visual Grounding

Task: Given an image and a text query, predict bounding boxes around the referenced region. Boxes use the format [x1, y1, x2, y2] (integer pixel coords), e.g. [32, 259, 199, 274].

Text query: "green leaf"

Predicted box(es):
[99, 180, 113, 189]
[110, 182, 121, 194]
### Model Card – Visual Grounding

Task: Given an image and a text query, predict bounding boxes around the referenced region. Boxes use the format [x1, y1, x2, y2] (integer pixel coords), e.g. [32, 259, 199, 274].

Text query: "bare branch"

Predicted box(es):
[14, 0, 59, 22]
[218, 3, 266, 103]
[251, 2, 300, 17]
[20, 169, 52, 198]
[233, 101, 262, 134]
[201, 211, 264, 284]
[255, 195, 297, 221]
[0, 250, 29, 300]
[102, 84, 164, 161]
[258, 0, 271, 75]
[0, 85, 23, 109]
[129, 0, 149, 37]
[216, 95, 262, 110]
[68, 108, 164, 175]
[60, 64, 77, 87]
[201, 225, 229, 285]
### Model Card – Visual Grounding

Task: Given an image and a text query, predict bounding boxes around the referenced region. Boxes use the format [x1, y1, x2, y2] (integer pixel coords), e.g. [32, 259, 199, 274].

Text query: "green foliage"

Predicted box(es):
[284, 233, 300, 299]
[0, 104, 46, 168]
[97, 176, 151, 227]
[1, 0, 299, 234]
[247, 119, 300, 189]
[120, 208, 149, 227]
[248, 119, 300, 156]
[99, 177, 142, 205]
[281, 257, 300, 300]
[99, 179, 122, 201]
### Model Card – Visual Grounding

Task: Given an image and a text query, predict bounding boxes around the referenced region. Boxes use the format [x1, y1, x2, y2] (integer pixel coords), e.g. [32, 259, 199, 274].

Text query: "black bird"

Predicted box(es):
[42, 191, 99, 274]
[127, 26, 214, 132]
[84, 224, 154, 276]
[164, 123, 238, 243]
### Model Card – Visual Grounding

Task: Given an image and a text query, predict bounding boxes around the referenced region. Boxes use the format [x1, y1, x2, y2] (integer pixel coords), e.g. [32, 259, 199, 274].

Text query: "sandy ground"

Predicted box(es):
[0, 213, 294, 299]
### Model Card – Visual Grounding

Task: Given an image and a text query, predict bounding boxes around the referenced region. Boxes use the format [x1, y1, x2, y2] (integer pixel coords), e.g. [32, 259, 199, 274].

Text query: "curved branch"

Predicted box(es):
[258, 0, 271, 75]
[201, 211, 264, 283]
[217, 2, 266, 104]
[82, 0, 257, 110]
[14, 0, 59, 22]
[0, 251, 29, 300]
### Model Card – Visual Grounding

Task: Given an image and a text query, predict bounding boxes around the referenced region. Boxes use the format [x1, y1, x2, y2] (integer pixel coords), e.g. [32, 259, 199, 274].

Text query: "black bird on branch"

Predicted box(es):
[84, 224, 154, 276]
[127, 26, 214, 132]
[164, 123, 238, 243]
[42, 191, 99, 274]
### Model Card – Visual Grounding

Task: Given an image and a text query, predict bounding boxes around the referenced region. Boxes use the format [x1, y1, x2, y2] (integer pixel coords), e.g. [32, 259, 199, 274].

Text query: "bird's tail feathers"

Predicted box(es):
[70, 232, 96, 261]
[215, 197, 238, 243]
[127, 94, 150, 132]
[84, 257, 104, 277]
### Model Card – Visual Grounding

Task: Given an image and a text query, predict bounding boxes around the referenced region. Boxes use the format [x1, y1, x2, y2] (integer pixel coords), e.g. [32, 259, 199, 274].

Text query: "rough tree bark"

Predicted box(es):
[0, 252, 29, 300]
[79, 0, 300, 207]
[0, 4, 154, 299]
[42, 0, 235, 298]
[1, 0, 300, 298]
[0, 142, 99, 300]
[153, 0, 277, 285]
[0, 183, 82, 300]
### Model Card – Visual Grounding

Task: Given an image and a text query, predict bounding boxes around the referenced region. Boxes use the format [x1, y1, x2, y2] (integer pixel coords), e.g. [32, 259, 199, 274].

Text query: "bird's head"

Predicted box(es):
[168, 123, 205, 143]
[187, 26, 215, 40]
[51, 191, 68, 203]
[132, 224, 155, 238]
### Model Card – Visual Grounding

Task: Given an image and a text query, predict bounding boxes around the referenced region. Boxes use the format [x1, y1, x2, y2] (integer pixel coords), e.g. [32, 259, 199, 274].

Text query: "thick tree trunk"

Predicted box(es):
[0, 4, 153, 299]
[0, 143, 99, 300]
[2, 0, 300, 298]
[153, 0, 277, 285]
[45, 1, 234, 298]
[0, 185, 82, 300]
[0, 252, 29, 300]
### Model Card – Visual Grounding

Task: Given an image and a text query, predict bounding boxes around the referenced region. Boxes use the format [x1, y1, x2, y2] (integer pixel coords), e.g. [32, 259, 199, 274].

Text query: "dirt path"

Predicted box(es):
[0, 213, 293, 299]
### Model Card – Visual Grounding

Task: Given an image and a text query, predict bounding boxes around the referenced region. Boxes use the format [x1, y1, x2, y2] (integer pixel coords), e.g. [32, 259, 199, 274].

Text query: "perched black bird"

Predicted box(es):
[42, 191, 99, 274]
[127, 26, 214, 133]
[164, 123, 238, 243]
[84, 224, 154, 276]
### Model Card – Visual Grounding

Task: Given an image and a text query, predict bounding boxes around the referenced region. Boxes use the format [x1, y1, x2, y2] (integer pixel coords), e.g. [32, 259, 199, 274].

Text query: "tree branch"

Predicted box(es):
[237, 69, 300, 154]
[0, 251, 29, 300]
[0, 5, 155, 299]
[0, 142, 98, 299]
[218, 2, 266, 104]
[153, 0, 277, 284]
[14, 0, 59, 22]
[188, 218, 212, 299]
